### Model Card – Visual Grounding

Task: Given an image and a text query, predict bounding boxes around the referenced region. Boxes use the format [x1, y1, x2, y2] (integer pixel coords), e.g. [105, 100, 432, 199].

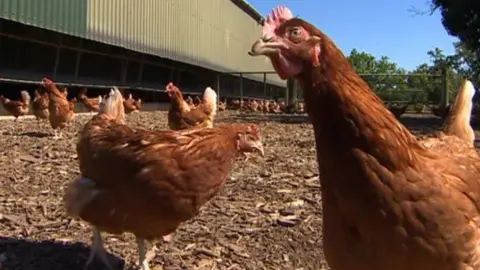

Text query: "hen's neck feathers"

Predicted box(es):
[45, 84, 63, 98]
[299, 36, 422, 171]
[170, 92, 186, 109]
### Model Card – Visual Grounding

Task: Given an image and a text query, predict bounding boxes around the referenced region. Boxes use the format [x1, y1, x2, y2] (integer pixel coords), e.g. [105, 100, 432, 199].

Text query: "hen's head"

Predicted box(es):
[233, 124, 264, 157]
[248, 6, 322, 80]
[165, 82, 182, 99]
[41, 78, 55, 90]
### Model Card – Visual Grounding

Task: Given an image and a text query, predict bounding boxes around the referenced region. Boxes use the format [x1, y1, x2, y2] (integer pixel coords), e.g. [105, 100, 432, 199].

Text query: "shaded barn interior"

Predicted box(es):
[0, 18, 287, 114]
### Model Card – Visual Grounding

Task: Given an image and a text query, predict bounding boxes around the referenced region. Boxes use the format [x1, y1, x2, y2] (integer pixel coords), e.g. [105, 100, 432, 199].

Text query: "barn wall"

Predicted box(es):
[0, 0, 283, 86]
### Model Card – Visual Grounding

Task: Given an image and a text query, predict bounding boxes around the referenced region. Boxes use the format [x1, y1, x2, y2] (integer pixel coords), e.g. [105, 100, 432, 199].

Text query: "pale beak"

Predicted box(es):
[252, 141, 265, 157]
[248, 38, 288, 57]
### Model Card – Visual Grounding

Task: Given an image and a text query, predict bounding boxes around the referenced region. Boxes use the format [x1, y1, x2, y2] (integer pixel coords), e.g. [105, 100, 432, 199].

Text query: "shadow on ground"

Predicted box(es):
[0, 237, 125, 270]
[18, 132, 51, 138]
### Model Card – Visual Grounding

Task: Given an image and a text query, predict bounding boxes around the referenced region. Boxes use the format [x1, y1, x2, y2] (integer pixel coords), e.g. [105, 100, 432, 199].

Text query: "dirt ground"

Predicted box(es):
[0, 111, 474, 270]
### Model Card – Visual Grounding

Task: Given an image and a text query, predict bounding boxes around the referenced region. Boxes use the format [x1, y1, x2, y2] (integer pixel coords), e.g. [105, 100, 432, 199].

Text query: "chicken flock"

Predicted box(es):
[1, 4, 480, 270]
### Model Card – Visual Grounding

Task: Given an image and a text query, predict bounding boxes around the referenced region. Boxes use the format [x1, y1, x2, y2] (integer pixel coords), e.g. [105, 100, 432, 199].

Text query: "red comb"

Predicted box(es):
[41, 77, 53, 85]
[262, 5, 293, 38]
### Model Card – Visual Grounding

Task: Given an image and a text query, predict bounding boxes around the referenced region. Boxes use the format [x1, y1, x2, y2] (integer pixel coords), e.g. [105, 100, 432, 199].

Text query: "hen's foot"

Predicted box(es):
[84, 228, 114, 270]
[136, 237, 159, 270]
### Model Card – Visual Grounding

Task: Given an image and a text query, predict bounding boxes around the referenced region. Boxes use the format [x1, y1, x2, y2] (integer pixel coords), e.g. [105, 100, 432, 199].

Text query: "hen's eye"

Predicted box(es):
[290, 28, 302, 38]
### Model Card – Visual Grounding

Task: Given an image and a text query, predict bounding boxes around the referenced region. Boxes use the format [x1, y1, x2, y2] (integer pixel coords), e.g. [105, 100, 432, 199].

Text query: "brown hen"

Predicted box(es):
[218, 99, 227, 111]
[166, 82, 217, 130]
[78, 88, 102, 112]
[250, 5, 480, 270]
[123, 94, 139, 114]
[0, 90, 30, 121]
[133, 97, 142, 111]
[32, 89, 49, 123]
[42, 78, 75, 138]
[64, 87, 264, 270]
[387, 103, 409, 119]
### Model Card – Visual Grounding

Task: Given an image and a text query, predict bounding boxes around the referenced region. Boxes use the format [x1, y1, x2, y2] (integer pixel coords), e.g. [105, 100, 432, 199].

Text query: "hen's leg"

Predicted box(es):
[84, 227, 113, 270]
[136, 237, 158, 270]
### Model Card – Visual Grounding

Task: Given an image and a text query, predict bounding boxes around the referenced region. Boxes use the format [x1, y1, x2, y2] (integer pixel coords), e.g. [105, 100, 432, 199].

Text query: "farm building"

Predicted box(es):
[0, 0, 288, 106]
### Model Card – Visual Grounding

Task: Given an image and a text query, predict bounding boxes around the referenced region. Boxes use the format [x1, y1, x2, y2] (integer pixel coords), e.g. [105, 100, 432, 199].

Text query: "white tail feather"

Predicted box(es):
[203, 86, 217, 118]
[442, 79, 476, 146]
[20, 90, 31, 104]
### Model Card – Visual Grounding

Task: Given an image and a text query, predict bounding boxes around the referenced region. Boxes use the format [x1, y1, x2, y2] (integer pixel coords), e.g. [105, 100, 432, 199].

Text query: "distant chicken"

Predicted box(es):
[185, 96, 194, 107]
[231, 99, 241, 110]
[133, 98, 142, 111]
[296, 101, 305, 114]
[0, 90, 30, 121]
[430, 104, 451, 120]
[41, 78, 75, 138]
[123, 94, 139, 114]
[269, 100, 281, 113]
[166, 82, 217, 130]
[78, 88, 102, 112]
[32, 89, 49, 123]
[277, 100, 286, 112]
[218, 99, 227, 111]
[58, 86, 68, 97]
[193, 96, 201, 106]
[64, 87, 264, 270]
[387, 103, 409, 119]
[68, 97, 77, 112]
[262, 100, 270, 113]
[247, 99, 259, 112]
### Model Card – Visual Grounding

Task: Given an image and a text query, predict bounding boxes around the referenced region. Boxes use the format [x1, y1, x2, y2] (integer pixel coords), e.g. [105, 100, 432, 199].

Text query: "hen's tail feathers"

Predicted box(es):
[64, 177, 100, 218]
[20, 90, 31, 105]
[99, 87, 125, 124]
[442, 79, 476, 146]
[203, 87, 218, 119]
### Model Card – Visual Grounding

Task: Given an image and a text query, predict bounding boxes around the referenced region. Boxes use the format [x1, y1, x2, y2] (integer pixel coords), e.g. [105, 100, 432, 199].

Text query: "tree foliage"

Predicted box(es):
[347, 49, 411, 103]
[412, 1, 480, 87]
[429, 0, 480, 54]
[346, 46, 466, 106]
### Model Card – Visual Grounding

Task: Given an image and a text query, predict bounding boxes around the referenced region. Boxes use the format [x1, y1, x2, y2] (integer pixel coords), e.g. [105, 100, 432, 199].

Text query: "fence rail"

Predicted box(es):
[0, 67, 451, 110]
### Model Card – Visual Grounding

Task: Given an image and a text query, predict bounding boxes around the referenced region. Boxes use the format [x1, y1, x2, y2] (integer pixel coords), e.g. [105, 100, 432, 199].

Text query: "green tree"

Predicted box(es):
[347, 49, 414, 103]
[428, 0, 480, 54]
[451, 41, 479, 87]
[408, 48, 463, 105]
[410, 2, 479, 88]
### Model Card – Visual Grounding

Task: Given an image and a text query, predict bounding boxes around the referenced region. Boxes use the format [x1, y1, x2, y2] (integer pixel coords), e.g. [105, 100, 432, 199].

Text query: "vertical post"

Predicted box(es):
[169, 64, 175, 83]
[120, 59, 129, 85]
[52, 36, 62, 79]
[441, 67, 448, 108]
[263, 72, 267, 98]
[286, 79, 293, 106]
[74, 40, 83, 81]
[176, 71, 181, 85]
[240, 73, 243, 112]
[216, 73, 221, 105]
[137, 56, 144, 87]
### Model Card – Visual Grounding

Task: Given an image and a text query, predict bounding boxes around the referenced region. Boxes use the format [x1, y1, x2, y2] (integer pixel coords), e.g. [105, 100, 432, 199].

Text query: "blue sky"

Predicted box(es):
[247, 0, 458, 71]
